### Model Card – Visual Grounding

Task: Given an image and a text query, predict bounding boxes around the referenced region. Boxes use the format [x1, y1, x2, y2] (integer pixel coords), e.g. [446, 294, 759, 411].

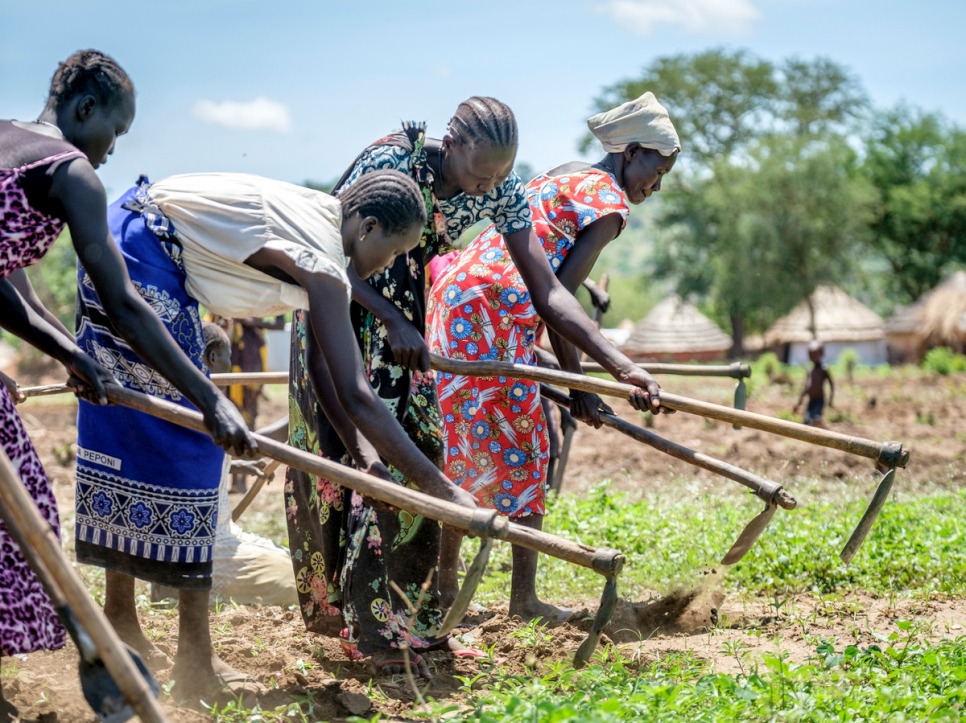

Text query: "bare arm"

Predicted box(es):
[503, 226, 663, 412]
[239, 315, 286, 331]
[544, 215, 623, 426]
[347, 261, 430, 373]
[49, 159, 255, 455]
[0, 278, 115, 405]
[826, 369, 835, 408]
[8, 268, 74, 341]
[246, 248, 476, 509]
[303, 325, 387, 474]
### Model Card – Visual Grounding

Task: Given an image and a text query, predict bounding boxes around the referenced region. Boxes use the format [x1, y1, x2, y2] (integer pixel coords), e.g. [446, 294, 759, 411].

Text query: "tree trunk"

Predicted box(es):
[729, 312, 745, 358]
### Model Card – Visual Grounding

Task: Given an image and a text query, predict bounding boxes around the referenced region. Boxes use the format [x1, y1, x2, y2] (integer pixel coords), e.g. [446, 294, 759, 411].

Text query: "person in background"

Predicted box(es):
[227, 315, 285, 493]
[794, 339, 834, 427]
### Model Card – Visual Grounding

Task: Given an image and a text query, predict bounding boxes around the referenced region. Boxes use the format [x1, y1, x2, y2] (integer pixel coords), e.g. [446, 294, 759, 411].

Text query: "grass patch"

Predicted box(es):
[425, 627, 966, 722]
[472, 484, 966, 604]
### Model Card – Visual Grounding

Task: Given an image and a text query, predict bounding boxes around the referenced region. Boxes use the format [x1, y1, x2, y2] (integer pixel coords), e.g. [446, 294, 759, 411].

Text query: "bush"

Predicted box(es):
[921, 347, 966, 375]
[832, 347, 861, 381]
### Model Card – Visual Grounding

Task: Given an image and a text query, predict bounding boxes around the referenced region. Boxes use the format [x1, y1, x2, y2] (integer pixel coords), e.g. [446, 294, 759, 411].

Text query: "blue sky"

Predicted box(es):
[2, 0, 964, 197]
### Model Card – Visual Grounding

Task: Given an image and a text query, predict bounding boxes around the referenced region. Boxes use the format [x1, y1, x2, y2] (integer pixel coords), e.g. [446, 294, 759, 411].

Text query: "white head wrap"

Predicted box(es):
[587, 92, 680, 156]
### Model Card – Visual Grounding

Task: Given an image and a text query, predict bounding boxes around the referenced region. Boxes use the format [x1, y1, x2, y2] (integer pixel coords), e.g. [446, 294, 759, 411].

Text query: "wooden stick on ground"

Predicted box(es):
[430, 354, 910, 468]
[0, 449, 168, 723]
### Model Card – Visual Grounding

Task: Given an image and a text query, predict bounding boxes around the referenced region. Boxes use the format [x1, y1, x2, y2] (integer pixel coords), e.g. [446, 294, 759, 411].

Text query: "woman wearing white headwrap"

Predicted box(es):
[428, 93, 679, 622]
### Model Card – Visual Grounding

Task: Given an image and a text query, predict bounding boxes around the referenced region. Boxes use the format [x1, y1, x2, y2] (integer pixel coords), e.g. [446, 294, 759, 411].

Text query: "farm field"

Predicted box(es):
[3, 364, 966, 722]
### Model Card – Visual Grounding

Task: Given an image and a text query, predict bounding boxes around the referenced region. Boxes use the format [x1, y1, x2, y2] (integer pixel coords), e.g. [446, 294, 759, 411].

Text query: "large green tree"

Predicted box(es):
[582, 49, 867, 169]
[862, 105, 966, 302]
[653, 137, 875, 351]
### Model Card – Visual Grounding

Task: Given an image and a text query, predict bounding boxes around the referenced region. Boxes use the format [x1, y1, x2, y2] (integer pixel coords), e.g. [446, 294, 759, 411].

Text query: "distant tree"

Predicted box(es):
[25, 231, 77, 329]
[779, 57, 868, 137]
[581, 50, 867, 169]
[514, 162, 537, 183]
[862, 105, 966, 302]
[654, 137, 876, 352]
[581, 48, 777, 168]
[303, 178, 337, 194]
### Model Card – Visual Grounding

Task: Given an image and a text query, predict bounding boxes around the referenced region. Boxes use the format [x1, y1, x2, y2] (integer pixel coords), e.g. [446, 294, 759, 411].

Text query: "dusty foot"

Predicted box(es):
[106, 616, 172, 671]
[370, 650, 432, 678]
[171, 654, 265, 705]
[444, 636, 487, 658]
[509, 599, 572, 624]
[0, 694, 18, 722]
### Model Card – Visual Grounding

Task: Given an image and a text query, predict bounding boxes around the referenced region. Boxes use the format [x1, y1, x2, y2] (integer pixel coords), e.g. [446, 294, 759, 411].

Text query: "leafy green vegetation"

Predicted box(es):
[205, 487, 966, 722]
[470, 485, 966, 604]
[922, 347, 966, 376]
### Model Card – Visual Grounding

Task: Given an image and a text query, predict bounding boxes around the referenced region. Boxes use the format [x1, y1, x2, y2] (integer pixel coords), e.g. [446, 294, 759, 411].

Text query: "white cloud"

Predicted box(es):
[602, 0, 760, 36]
[191, 97, 292, 133]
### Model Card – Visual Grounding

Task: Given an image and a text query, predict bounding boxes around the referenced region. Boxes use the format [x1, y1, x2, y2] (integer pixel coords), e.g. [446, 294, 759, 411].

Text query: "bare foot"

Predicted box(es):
[509, 598, 572, 624]
[370, 650, 432, 678]
[0, 691, 18, 722]
[105, 614, 172, 671]
[172, 653, 264, 705]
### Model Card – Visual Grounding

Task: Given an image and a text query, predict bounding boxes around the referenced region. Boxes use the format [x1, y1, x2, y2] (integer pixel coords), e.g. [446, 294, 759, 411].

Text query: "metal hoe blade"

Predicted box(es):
[438, 538, 495, 637]
[732, 378, 747, 430]
[721, 503, 777, 565]
[840, 467, 896, 565]
[573, 576, 619, 669]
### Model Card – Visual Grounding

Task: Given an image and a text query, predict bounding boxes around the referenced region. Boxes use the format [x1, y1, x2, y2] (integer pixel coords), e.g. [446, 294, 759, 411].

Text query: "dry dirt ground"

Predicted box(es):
[2, 369, 965, 721]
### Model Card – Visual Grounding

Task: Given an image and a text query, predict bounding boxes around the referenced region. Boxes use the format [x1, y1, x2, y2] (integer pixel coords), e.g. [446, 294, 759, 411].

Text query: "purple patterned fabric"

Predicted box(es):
[0, 150, 83, 655]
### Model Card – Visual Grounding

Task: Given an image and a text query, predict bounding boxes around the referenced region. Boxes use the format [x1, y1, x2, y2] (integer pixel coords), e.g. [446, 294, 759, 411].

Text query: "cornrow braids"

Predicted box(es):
[447, 96, 518, 150]
[336, 169, 427, 236]
[48, 49, 134, 107]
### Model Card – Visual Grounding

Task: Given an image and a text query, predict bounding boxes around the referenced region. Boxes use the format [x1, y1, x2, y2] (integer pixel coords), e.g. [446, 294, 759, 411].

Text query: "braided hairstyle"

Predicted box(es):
[47, 50, 134, 107]
[336, 169, 427, 235]
[447, 96, 518, 150]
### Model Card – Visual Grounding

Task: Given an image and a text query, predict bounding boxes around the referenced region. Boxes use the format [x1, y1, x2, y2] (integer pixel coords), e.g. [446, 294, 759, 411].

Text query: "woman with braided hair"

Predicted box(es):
[286, 96, 528, 673]
[73, 167, 477, 701]
[428, 92, 680, 622]
[0, 50, 255, 716]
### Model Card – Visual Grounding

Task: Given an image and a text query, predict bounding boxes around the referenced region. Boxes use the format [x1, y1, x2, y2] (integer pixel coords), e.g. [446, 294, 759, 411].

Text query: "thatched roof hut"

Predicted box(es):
[886, 271, 966, 361]
[764, 285, 886, 365]
[622, 295, 732, 362]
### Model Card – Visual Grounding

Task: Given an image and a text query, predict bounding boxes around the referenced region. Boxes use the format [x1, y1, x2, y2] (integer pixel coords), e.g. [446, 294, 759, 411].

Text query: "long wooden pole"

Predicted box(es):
[101, 384, 624, 578]
[580, 361, 752, 379]
[538, 384, 796, 509]
[430, 354, 909, 468]
[0, 449, 168, 723]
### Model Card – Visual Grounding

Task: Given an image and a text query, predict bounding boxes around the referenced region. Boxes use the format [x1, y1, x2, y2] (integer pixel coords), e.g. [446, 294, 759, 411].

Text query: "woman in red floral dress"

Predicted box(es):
[427, 93, 680, 621]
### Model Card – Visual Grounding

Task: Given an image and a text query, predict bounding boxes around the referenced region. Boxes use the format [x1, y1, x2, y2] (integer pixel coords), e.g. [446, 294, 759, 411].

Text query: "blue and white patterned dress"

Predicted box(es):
[75, 180, 224, 588]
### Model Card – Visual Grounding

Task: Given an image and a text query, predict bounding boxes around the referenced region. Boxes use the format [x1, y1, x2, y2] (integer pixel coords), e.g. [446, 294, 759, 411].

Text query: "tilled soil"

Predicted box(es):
[2, 370, 964, 720]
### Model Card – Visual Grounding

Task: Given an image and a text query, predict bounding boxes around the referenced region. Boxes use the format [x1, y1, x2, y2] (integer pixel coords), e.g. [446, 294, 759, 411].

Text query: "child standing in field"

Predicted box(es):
[794, 340, 834, 427]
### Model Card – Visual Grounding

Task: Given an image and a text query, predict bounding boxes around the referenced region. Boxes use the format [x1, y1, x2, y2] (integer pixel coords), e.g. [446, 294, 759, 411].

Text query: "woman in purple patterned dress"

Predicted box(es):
[0, 50, 252, 714]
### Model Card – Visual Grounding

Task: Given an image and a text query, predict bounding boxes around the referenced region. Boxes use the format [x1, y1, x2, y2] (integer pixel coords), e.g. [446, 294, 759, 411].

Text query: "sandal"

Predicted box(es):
[453, 647, 487, 659]
[339, 628, 364, 662]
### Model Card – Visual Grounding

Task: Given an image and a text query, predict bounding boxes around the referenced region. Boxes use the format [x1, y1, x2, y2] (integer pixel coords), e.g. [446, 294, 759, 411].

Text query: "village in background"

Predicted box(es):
[7, 50, 965, 378]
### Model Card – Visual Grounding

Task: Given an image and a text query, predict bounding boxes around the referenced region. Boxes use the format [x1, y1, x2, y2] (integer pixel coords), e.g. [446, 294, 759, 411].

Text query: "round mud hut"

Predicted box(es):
[764, 285, 886, 365]
[885, 271, 966, 362]
[621, 295, 732, 362]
